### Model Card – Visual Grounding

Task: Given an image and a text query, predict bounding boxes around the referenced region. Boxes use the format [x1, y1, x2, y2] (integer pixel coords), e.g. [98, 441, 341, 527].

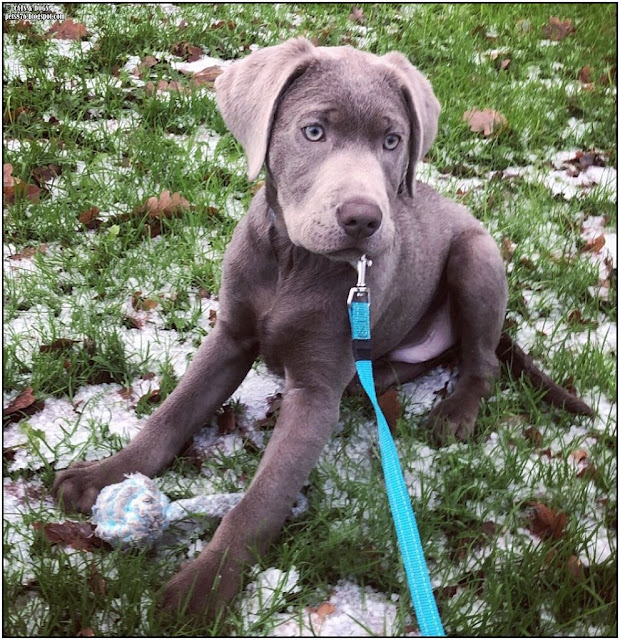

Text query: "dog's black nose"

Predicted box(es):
[336, 200, 383, 239]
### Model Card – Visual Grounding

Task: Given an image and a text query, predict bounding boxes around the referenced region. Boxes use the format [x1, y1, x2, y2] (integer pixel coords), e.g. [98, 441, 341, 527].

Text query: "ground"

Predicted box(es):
[3, 3, 617, 637]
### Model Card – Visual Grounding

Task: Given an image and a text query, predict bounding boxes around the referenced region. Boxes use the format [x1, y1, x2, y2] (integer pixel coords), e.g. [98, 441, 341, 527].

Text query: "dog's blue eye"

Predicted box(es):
[384, 134, 400, 150]
[302, 125, 325, 142]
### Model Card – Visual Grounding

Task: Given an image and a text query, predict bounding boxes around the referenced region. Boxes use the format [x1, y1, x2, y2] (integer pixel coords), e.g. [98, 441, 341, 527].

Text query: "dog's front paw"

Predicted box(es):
[426, 394, 480, 445]
[52, 458, 129, 514]
[161, 548, 243, 622]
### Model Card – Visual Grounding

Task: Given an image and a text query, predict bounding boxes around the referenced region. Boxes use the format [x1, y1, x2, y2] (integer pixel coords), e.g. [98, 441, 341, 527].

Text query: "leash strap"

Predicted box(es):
[347, 257, 444, 637]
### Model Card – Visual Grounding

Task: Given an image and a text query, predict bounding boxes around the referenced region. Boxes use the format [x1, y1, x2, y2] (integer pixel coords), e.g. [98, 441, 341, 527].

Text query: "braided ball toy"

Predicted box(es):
[92, 473, 308, 547]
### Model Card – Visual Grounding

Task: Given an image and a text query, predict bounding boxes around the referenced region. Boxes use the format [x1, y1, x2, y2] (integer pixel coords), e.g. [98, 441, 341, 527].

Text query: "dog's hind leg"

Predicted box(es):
[425, 227, 508, 443]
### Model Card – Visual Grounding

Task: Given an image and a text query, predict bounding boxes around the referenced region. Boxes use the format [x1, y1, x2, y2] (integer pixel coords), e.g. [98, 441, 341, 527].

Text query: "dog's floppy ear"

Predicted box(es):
[215, 38, 317, 181]
[381, 52, 441, 196]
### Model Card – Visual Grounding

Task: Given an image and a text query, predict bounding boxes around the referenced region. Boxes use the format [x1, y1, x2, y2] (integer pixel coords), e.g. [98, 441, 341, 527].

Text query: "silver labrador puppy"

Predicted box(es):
[53, 38, 591, 618]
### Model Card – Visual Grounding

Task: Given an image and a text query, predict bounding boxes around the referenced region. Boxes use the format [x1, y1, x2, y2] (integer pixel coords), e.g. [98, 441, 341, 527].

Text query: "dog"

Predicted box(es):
[53, 37, 592, 619]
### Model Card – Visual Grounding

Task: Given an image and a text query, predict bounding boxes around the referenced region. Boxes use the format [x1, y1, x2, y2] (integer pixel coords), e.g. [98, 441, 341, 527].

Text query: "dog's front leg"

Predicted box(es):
[53, 323, 258, 513]
[161, 365, 352, 620]
[428, 227, 508, 443]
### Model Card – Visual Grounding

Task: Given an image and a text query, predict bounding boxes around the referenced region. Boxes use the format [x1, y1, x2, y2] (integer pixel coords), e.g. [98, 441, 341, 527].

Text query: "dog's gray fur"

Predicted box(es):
[54, 38, 510, 618]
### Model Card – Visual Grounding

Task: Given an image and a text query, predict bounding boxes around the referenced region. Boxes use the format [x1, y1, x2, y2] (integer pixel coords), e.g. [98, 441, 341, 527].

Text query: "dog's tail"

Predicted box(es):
[496, 333, 594, 416]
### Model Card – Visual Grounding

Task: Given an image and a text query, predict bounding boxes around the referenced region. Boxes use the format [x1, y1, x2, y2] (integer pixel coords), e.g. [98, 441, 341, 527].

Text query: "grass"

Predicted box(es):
[3, 2, 617, 637]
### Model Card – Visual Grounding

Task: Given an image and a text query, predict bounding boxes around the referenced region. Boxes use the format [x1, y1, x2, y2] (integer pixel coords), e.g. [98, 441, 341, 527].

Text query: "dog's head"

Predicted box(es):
[215, 37, 440, 260]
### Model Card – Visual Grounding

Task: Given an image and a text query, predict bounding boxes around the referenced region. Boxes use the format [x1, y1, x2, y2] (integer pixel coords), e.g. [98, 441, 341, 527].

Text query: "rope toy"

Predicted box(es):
[92, 472, 308, 547]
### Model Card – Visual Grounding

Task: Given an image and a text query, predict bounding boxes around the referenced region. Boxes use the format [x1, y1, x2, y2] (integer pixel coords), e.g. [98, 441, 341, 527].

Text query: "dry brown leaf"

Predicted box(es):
[217, 404, 236, 435]
[500, 236, 517, 261]
[349, 6, 366, 23]
[582, 234, 606, 253]
[78, 206, 101, 230]
[46, 18, 88, 40]
[133, 55, 158, 77]
[524, 427, 543, 447]
[32, 163, 62, 185]
[316, 602, 336, 619]
[528, 502, 567, 541]
[541, 16, 575, 41]
[3, 388, 39, 419]
[570, 449, 588, 463]
[499, 58, 511, 71]
[4, 163, 14, 188]
[34, 521, 109, 551]
[9, 244, 48, 260]
[190, 66, 224, 87]
[145, 79, 188, 95]
[39, 338, 78, 353]
[210, 19, 235, 30]
[4, 174, 42, 204]
[566, 555, 585, 581]
[377, 389, 401, 434]
[88, 562, 107, 598]
[208, 308, 218, 327]
[577, 65, 592, 84]
[140, 389, 161, 405]
[118, 386, 134, 400]
[171, 41, 202, 62]
[123, 314, 144, 330]
[138, 190, 191, 218]
[463, 108, 507, 137]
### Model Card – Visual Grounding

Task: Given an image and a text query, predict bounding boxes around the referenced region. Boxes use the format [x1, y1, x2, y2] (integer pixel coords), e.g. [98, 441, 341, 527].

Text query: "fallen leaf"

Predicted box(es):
[4, 163, 14, 188]
[377, 388, 401, 433]
[146, 79, 188, 95]
[501, 236, 517, 261]
[3, 388, 43, 423]
[256, 393, 282, 429]
[4, 176, 42, 204]
[349, 6, 366, 23]
[39, 338, 78, 353]
[208, 308, 217, 327]
[316, 602, 336, 619]
[78, 206, 101, 230]
[577, 65, 592, 84]
[566, 555, 585, 581]
[569, 449, 588, 463]
[32, 163, 62, 185]
[217, 404, 236, 435]
[122, 314, 144, 330]
[88, 562, 107, 598]
[4, 106, 31, 125]
[171, 41, 202, 62]
[33, 521, 109, 551]
[541, 16, 575, 41]
[463, 108, 507, 137]
[136, 190, 191, 219]
[528, 502, 567, 541]
[133, 55, 159, 78]
[210, 20, 235, 30]
[190, 66, 224, 88]
[139, 389, 161, 405]
[9, 244, 48, 260]
[46, 18, 88, 40]
[524, 427, 543, 447]
[117, 386, 134, 400]
[576, 462, 599, 480]
[499, 58, 511, 71]
[581, 234, 605, 253]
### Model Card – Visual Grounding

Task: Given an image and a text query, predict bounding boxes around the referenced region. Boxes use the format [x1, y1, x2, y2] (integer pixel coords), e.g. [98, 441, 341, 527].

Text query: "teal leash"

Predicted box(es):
[347, 255, 445, 637]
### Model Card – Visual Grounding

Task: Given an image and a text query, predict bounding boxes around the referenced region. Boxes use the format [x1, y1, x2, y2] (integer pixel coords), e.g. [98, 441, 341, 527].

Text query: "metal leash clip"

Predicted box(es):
[347, 254, 372, 307]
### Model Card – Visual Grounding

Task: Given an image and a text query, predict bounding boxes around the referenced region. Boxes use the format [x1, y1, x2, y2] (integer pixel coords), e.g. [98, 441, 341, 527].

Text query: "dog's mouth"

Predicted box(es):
[323, 247, 367, 262]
